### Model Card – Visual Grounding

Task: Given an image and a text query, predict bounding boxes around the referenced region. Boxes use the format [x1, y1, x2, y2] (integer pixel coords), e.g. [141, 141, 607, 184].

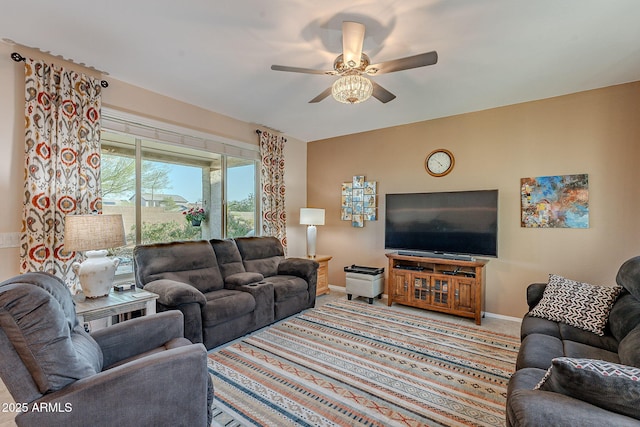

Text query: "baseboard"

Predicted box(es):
[328, 284, 345, 293]
[328, 285, 521, 323]
[483, 311, 522, 324]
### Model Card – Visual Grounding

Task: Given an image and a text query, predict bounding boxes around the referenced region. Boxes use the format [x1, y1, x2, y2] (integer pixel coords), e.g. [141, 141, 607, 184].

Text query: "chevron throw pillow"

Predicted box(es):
[529, 274, 623, 336]
[534, 357, 640, 419]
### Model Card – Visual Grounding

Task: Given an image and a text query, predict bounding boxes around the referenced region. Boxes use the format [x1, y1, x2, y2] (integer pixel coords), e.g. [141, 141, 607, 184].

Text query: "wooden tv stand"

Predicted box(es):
[385, 253, 488, 325]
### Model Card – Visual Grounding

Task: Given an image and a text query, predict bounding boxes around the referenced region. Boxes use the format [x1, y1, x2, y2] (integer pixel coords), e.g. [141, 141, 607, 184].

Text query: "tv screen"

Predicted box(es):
[385, 190, 498, 257]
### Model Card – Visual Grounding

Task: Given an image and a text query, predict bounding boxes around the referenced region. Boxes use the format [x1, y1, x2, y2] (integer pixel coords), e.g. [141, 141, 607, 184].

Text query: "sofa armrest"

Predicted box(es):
[15, 344, 210, 427]
[91, 311, 185, 368]
[143, 279, 206, 307]
[224, 272, 264, 289]
[279, 258, 319, 306]
[526, 283, 547, 311]
[238, 282, 274, 329]
[278, 257, 318, 281]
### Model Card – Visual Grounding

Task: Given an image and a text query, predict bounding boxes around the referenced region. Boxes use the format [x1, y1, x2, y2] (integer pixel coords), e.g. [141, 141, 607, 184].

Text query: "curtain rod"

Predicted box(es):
[11, 52, 109, 88]
[256, 129, 287, 142]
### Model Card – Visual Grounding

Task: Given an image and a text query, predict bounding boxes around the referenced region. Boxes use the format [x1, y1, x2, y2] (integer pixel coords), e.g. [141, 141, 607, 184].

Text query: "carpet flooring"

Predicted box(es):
[207, 300, 520, 426]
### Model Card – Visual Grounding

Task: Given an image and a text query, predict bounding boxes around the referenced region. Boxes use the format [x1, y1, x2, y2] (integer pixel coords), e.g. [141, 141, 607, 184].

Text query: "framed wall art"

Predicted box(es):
[341, 175, 377, 227]
[521, 174, 589, 228]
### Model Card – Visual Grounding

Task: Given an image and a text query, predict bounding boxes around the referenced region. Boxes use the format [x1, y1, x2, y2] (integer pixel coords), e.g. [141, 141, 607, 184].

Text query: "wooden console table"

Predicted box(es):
[386, 253, 487, 324]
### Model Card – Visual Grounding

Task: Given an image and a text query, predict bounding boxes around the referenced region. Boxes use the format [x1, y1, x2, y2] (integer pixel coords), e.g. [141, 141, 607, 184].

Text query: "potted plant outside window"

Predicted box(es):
[184, 207, 206, 226]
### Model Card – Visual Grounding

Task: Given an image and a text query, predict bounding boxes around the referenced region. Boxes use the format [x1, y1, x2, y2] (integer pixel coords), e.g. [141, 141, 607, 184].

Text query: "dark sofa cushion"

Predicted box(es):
[608, 292, 640, 342]
[517, 333, 620, 371]
[516, 333, 564, 370]
[235, 236, 285, 277]
[245, 256, 283, 277]
[521, 314, 562, 341]
[210, 239, 246, 278]
[619, 326, 640, 367]
[202, 289, 256, 327]
[529, 274, 622, 336]
[562, 340, 619, 363]
[558, 323, 618, 353]
[135, 240, 224, 293]
[616, 256, 640, 300]
[266, 275, 309, 301]
[535, 357, 640, 420]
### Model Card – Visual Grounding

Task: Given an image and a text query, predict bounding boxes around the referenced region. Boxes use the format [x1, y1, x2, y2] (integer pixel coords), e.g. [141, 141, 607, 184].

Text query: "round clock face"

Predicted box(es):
[425, 149, 454, 177]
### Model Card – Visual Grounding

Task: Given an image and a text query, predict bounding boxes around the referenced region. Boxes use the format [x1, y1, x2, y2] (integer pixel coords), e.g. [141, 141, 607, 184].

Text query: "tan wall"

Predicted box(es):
[0, 41, 308, 278]
[308, 81, 640, 318]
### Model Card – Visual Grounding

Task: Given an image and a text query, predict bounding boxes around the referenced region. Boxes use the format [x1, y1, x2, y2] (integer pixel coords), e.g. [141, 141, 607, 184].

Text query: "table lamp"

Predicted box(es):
[64, 214, 126, 298]
[300, 208, 325, 258]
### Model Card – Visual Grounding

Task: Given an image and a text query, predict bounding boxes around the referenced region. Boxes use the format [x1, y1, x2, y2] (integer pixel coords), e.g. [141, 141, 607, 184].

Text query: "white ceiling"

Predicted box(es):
[3, 1, 640, 142]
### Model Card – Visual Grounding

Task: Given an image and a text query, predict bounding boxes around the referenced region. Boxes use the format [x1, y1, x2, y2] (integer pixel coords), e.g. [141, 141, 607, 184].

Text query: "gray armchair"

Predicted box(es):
[0, 272, 212, 427]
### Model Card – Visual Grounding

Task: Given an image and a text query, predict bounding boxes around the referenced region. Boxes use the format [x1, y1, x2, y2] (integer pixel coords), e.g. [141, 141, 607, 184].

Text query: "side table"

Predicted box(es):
[309, 254, 332, 296]
[75, 288, 159, 331]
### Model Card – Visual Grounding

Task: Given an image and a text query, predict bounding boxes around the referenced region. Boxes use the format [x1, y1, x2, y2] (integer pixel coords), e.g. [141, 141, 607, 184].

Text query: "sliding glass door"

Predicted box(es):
[226, 156, 257, 238]
[101, 130, 257, 279]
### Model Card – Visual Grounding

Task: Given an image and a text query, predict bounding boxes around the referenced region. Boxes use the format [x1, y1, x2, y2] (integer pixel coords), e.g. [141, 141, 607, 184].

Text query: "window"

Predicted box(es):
[100, 121, 259, 279]
[226, 157, 257, 238]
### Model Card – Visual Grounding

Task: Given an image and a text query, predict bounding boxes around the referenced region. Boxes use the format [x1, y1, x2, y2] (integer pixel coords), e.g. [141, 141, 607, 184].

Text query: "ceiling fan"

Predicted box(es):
[271, 21, 438, 104]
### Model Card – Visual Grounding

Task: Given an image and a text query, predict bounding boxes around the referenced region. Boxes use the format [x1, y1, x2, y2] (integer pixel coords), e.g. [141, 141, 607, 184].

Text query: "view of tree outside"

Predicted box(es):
[101, 156, 134, 197]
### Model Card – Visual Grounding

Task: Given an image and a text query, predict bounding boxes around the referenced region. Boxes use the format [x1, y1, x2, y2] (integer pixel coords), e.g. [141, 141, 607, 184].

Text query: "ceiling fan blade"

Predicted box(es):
[309, 87, 333, 103]
[271, 65, 335, 75]
[371, 82, 396, 103]
[367, 51, 438, 75]
[342, 21, 365, 68]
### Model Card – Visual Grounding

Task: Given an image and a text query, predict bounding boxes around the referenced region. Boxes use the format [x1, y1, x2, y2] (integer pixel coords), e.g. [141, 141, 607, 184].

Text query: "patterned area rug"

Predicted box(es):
[208, 300, 519, 427]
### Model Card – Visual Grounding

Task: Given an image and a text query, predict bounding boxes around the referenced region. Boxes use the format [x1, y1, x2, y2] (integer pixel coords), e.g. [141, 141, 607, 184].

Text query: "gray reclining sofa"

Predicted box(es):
[507, 256, 640, 426]
[134, 236, 318, 349]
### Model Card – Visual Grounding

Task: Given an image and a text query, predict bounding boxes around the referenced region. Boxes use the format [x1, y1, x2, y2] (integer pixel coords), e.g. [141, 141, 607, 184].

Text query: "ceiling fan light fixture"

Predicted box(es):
[331, 75, 373, 104]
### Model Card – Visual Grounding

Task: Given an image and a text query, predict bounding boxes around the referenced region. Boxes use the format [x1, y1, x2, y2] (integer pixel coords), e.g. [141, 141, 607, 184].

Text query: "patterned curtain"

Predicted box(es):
[259, 130, 287, 252]
[20, 59, 103, 289]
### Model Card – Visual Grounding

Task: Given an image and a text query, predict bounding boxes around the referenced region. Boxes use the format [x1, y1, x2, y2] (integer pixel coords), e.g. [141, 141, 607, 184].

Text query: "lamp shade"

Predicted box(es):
[65, 214, 126, 252]
[300, 208, 325, 226]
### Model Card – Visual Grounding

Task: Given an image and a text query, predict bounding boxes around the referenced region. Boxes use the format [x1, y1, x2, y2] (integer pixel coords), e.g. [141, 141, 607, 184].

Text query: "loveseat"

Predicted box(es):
[506, 256, 640, 426]
[133, 236, 318, 349]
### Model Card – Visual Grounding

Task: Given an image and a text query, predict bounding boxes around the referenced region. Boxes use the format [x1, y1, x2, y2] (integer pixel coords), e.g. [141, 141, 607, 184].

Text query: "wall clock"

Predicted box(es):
[425, 149, 455, 177]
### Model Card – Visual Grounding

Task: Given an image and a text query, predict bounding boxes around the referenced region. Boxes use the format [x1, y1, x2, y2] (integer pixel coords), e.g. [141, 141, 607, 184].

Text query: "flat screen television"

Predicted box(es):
[385, 190, 498, 258]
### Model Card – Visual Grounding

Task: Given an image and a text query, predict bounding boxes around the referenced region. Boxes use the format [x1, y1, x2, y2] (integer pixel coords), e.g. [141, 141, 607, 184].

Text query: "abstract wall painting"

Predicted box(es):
[341, 175, 377, 228]
[521, 174, 589, 228]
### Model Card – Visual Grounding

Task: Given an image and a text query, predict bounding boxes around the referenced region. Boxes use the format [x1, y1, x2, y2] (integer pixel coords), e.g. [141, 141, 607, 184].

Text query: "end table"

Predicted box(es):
[309, 254, 332, 296]
[75, 288, 158, 331]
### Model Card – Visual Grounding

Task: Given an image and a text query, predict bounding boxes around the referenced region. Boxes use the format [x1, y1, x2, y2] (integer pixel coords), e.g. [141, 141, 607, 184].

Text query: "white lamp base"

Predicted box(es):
[306, 225, 317, 258]
[72, 250, 120, 298]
